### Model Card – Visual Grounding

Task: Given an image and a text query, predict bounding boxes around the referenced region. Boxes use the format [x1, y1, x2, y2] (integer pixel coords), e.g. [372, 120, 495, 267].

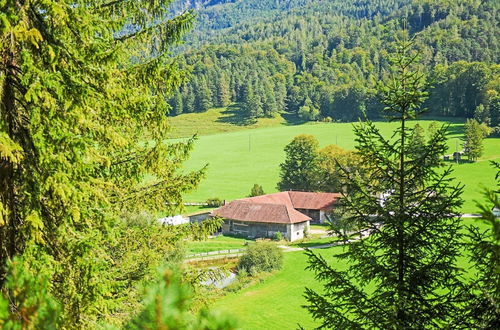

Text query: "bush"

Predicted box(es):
[206, 198, 224, 207]
[273, 231, 283, 241]
[237, 242, 283, 275]
[298, 105, 320, 121]
[303, 225, 310, 238]
[249, 184, 265, 197]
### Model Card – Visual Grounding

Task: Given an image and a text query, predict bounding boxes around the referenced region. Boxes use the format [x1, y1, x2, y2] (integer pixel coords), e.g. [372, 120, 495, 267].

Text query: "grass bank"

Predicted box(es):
[212, 218, 489, 329]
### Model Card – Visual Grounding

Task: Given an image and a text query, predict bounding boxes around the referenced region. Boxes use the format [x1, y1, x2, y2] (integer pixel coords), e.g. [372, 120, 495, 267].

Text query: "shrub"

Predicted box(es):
[298, 105, 320, 121]
[206, 198, 224, 207]
[249, 184, 265, 197]
[273, 231, 283, 241]
[237, 242, 283, 275]
[303, 225, 310, 238]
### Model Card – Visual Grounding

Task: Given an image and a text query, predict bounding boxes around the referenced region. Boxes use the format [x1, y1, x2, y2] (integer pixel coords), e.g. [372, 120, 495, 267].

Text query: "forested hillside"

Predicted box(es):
[169, 0, 499, 130]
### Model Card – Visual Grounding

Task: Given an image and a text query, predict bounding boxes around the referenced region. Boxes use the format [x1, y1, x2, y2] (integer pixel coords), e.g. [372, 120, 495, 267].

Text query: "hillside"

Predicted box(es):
[166, 0, 499, 134]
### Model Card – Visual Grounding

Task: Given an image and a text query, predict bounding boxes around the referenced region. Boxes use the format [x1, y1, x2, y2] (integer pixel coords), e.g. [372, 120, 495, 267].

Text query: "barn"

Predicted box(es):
[211, 191, 341, 241]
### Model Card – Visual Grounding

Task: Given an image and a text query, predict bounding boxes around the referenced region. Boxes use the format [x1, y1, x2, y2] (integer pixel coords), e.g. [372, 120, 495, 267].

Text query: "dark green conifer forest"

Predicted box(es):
[169, 0, 499, 133]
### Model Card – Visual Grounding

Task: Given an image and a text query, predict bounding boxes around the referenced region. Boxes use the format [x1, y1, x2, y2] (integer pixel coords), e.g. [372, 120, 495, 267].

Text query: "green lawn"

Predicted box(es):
[183, 205, 213, 215]
[176, 118, 498, 213]
[185, 235, 254, 254]
[212, 219, 489, 329]
[167, 105, 288, 139]
[289, 236, 339, 248]
[213, 248, 347, 329]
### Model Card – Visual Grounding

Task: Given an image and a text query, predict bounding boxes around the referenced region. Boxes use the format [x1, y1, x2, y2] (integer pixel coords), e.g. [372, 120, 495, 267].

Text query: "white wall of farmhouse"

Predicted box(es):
[319, 210, 327, 223]
[287, 221, 309, 241]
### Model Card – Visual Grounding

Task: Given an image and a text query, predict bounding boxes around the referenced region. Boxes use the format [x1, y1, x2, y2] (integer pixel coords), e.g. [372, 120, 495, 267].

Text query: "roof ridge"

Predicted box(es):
[284, 203, 291, 223]
[286, 191, 296, 208]
[233, 200, 289, 207]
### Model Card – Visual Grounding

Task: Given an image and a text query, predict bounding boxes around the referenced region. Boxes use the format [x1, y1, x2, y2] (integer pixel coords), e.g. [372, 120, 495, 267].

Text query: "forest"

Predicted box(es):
[168, 0, 499, 131]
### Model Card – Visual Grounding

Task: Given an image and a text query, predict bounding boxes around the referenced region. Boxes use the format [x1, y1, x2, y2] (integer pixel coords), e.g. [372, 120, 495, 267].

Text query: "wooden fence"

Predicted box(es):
[185, 248, 246, 261]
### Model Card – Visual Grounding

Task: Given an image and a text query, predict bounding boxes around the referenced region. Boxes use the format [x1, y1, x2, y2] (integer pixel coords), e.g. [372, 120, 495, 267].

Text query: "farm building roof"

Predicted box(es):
[211, 191, 342, 224]
[211, 200, 311, 224]
[240, 191, 341, 210]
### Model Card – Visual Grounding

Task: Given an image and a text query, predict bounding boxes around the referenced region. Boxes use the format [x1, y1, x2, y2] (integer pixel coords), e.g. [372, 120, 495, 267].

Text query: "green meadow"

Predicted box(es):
[211, 223, 485, 329]
[212, 247, 360, 329]
[174, 110, 498, 328]
[167, 105, 287, 139]
[174, 113, 498, 213]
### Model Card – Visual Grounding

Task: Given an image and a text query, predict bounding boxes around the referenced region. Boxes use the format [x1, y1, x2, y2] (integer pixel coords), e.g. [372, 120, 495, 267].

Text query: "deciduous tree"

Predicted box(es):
[278, 134, 319, 192]
[463, 118, 490, 162]
[316, 145, 361, 193]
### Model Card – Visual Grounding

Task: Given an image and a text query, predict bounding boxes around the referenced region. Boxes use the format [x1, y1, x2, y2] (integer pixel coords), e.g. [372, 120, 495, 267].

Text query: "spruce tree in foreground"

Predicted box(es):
[304, 36, 466, 328]
[465, 161, 500, 328]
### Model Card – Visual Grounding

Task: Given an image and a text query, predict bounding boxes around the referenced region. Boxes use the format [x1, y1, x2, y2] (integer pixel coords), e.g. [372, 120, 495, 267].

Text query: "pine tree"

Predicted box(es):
[263, 81, 278, 116]
[242, 82, 263, 118]
[0, 0, 211, 326]
[304, 36, 466, 328]
[272, 73, 288, 112]
[249, 184, 265, 197]
[407, 123, 426, 159]
[171, 89, 184, 115]
[465, 161, 500, 328]
[218, 73, 231, 107]
[184, 85, 196, 113]
[196, 77, 212, 112]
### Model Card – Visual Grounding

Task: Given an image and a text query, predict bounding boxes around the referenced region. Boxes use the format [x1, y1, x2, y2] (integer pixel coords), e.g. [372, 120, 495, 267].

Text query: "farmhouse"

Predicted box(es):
[211, 191, 341, 241]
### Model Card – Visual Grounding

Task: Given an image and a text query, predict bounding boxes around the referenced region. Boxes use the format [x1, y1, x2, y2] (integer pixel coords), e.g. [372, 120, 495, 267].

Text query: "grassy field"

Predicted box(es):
[175, 110, 497, 328]
[213, 248, 346, 329]
[211, 220, 489, 329]
[167, 105, 287, 139]
[175, 118, 498, 213]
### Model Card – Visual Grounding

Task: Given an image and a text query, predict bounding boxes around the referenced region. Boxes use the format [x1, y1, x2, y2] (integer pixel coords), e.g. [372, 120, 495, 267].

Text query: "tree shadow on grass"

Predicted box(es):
[216, 104, 257, 126]
[280, 111, 309, 126]
[292, 238, 341, 249]
[445, 123, 465, 137]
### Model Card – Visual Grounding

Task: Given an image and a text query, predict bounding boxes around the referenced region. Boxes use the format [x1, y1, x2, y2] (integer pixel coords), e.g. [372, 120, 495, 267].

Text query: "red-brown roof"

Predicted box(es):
[289, 191, 342, 210]
[240, 191, 341, 210]
[240, 191, 293, 207]
[211, 200, 311, 224]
